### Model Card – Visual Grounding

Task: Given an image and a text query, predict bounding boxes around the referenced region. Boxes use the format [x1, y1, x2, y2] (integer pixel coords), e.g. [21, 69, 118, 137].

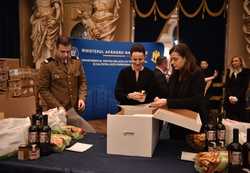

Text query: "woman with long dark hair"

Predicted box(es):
[150, 43, 207, 140]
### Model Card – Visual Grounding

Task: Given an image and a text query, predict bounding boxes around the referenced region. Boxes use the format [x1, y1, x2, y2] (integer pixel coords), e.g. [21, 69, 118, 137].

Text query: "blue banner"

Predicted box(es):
[71, 38, 164, 120]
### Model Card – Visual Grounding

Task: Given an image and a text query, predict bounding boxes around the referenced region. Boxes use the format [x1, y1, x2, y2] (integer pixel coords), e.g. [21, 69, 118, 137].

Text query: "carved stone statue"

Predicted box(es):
[30, 0, 63, 68]
[243, 0, 250, 58]
[75, 0, 121, 41]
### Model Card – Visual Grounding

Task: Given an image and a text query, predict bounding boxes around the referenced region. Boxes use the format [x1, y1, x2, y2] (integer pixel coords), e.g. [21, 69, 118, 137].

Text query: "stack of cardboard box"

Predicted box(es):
[0, 66, 37, 118]
[0, 60, 9, 93]
[8, 68, 37, 97]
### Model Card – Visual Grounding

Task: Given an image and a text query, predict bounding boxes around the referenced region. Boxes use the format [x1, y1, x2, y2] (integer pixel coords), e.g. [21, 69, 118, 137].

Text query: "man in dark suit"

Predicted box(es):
[154, 56, 169, 98]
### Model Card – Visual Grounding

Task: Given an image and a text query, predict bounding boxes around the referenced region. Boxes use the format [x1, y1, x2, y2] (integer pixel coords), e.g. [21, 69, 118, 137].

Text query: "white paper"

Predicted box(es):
[181, 151, 197, 162]
[66, 142, 93, 152]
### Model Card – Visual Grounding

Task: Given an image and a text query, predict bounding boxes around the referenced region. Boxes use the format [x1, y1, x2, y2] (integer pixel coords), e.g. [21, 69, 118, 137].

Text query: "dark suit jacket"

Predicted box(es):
[224, 68, 249, 121]
[115, 66, 156, 105]
[225, 68, 249, 102]
[167, 70, 207, 123]
[154, 68, 168, 98]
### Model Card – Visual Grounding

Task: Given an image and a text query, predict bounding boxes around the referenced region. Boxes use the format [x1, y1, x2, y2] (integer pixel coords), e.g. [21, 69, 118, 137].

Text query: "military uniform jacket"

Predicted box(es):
[38, 57, 87, 110]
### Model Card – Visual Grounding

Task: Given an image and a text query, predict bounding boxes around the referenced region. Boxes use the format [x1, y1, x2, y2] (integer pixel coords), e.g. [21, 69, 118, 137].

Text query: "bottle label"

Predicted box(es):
[217, 141, 225, 148]
[207, 130, 216, 141]
[35, 120, 40, 126]
[217, 130, 225, 140]
[18, 150, 24, 160]
[39, 132, 49, 143]
[29, 145, 40, 160]
[28, 132, 38, 143]
[230, 151, 242, 165]
[248, 151, 250, 165]
[29, 150, 40, 160]
[208, 141, 216, 151]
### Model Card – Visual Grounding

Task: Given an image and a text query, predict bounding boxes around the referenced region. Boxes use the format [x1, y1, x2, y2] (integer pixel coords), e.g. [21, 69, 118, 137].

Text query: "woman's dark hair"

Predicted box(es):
[56, 35, 71, 48]
[130, 43, 145, 55]
[169, 43, 200, 80]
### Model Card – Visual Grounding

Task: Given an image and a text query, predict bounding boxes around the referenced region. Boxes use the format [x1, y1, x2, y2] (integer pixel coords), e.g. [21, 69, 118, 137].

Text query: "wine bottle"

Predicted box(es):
[206, 123, 216, 151]
[39, 114, 51, 156]
[243, 128, 250, 169]
[227, 128, 242, 173]
[28, 114, 39, 144]
[216, 113, 226, 150]
[36, 106, 43, 130]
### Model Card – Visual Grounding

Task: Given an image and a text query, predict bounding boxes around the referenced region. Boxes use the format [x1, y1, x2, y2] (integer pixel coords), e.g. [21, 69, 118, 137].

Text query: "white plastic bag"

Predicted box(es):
[0, 117, 30, 158]
[66, 108, 96, 133]
[44, 107, 67, 129]
[223, 119, 250, 144]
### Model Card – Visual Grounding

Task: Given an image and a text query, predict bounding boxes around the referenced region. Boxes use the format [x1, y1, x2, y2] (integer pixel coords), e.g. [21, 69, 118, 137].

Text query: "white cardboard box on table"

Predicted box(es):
[107, 104, 202, 157]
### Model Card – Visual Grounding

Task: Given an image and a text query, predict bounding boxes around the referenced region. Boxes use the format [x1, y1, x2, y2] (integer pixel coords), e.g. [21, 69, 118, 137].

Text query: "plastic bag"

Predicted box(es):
[44, 107, 67, 129]
[223, 118, 250, 144]
[66, 108, 96, 133]
[0, 117, 30, 158]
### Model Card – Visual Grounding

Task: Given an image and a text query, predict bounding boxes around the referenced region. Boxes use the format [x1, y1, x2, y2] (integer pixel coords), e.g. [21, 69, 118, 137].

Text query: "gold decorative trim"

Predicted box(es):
[178, 0, 203, 18]
[134, 0, 226, 19]
[204, 0, 226, 17]
[134, 1, 156, 18]
[156, 3, 177, 19]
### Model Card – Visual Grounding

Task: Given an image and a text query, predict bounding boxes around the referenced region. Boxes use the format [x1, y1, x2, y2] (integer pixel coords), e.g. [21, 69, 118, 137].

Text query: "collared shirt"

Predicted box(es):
[230, 68, 242, 78]
[131, 64, 144, 81]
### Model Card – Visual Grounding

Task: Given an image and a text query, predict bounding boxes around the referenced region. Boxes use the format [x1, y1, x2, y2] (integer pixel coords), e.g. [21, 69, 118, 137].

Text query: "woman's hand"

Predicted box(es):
[149, 97, 167, 108]
[127, 92, 146, 102]
[213, 70, 218, 78]
[229, 96, 238, 104]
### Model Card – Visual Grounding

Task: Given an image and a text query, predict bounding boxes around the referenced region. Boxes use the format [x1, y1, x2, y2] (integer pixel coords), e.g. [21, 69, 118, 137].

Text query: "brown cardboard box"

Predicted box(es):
[0, 94, 36, 118]
[0, 112, 4, 119]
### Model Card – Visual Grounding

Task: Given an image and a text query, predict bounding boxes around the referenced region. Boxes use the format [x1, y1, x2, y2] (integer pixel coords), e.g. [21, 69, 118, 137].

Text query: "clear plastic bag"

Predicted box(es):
[44, 107, 67, 129]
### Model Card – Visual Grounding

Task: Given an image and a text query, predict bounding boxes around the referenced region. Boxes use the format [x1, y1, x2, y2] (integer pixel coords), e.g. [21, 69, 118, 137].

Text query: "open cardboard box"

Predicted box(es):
[154, 108, 202, 132]
[107, 104, 202, 157]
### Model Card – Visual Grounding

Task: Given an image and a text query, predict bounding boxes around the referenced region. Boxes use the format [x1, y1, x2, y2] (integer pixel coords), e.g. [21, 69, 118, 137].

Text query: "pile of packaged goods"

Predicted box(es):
[194, 151, 228, 173]
[186, 133, 206, 152]
[8, 68, 37, 97]
[50, 134, 72, 152]
[51, 125, 85, 152]
[0, 60, 9, 93]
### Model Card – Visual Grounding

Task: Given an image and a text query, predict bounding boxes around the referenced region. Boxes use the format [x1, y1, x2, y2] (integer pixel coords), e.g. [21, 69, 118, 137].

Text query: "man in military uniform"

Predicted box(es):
[38, 36, 87, 111]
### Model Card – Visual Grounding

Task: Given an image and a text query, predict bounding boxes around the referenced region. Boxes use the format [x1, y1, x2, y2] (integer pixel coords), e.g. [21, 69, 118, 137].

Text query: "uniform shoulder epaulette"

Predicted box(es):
[44, 57, 55, 63]
[71, 56, 79, 60]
